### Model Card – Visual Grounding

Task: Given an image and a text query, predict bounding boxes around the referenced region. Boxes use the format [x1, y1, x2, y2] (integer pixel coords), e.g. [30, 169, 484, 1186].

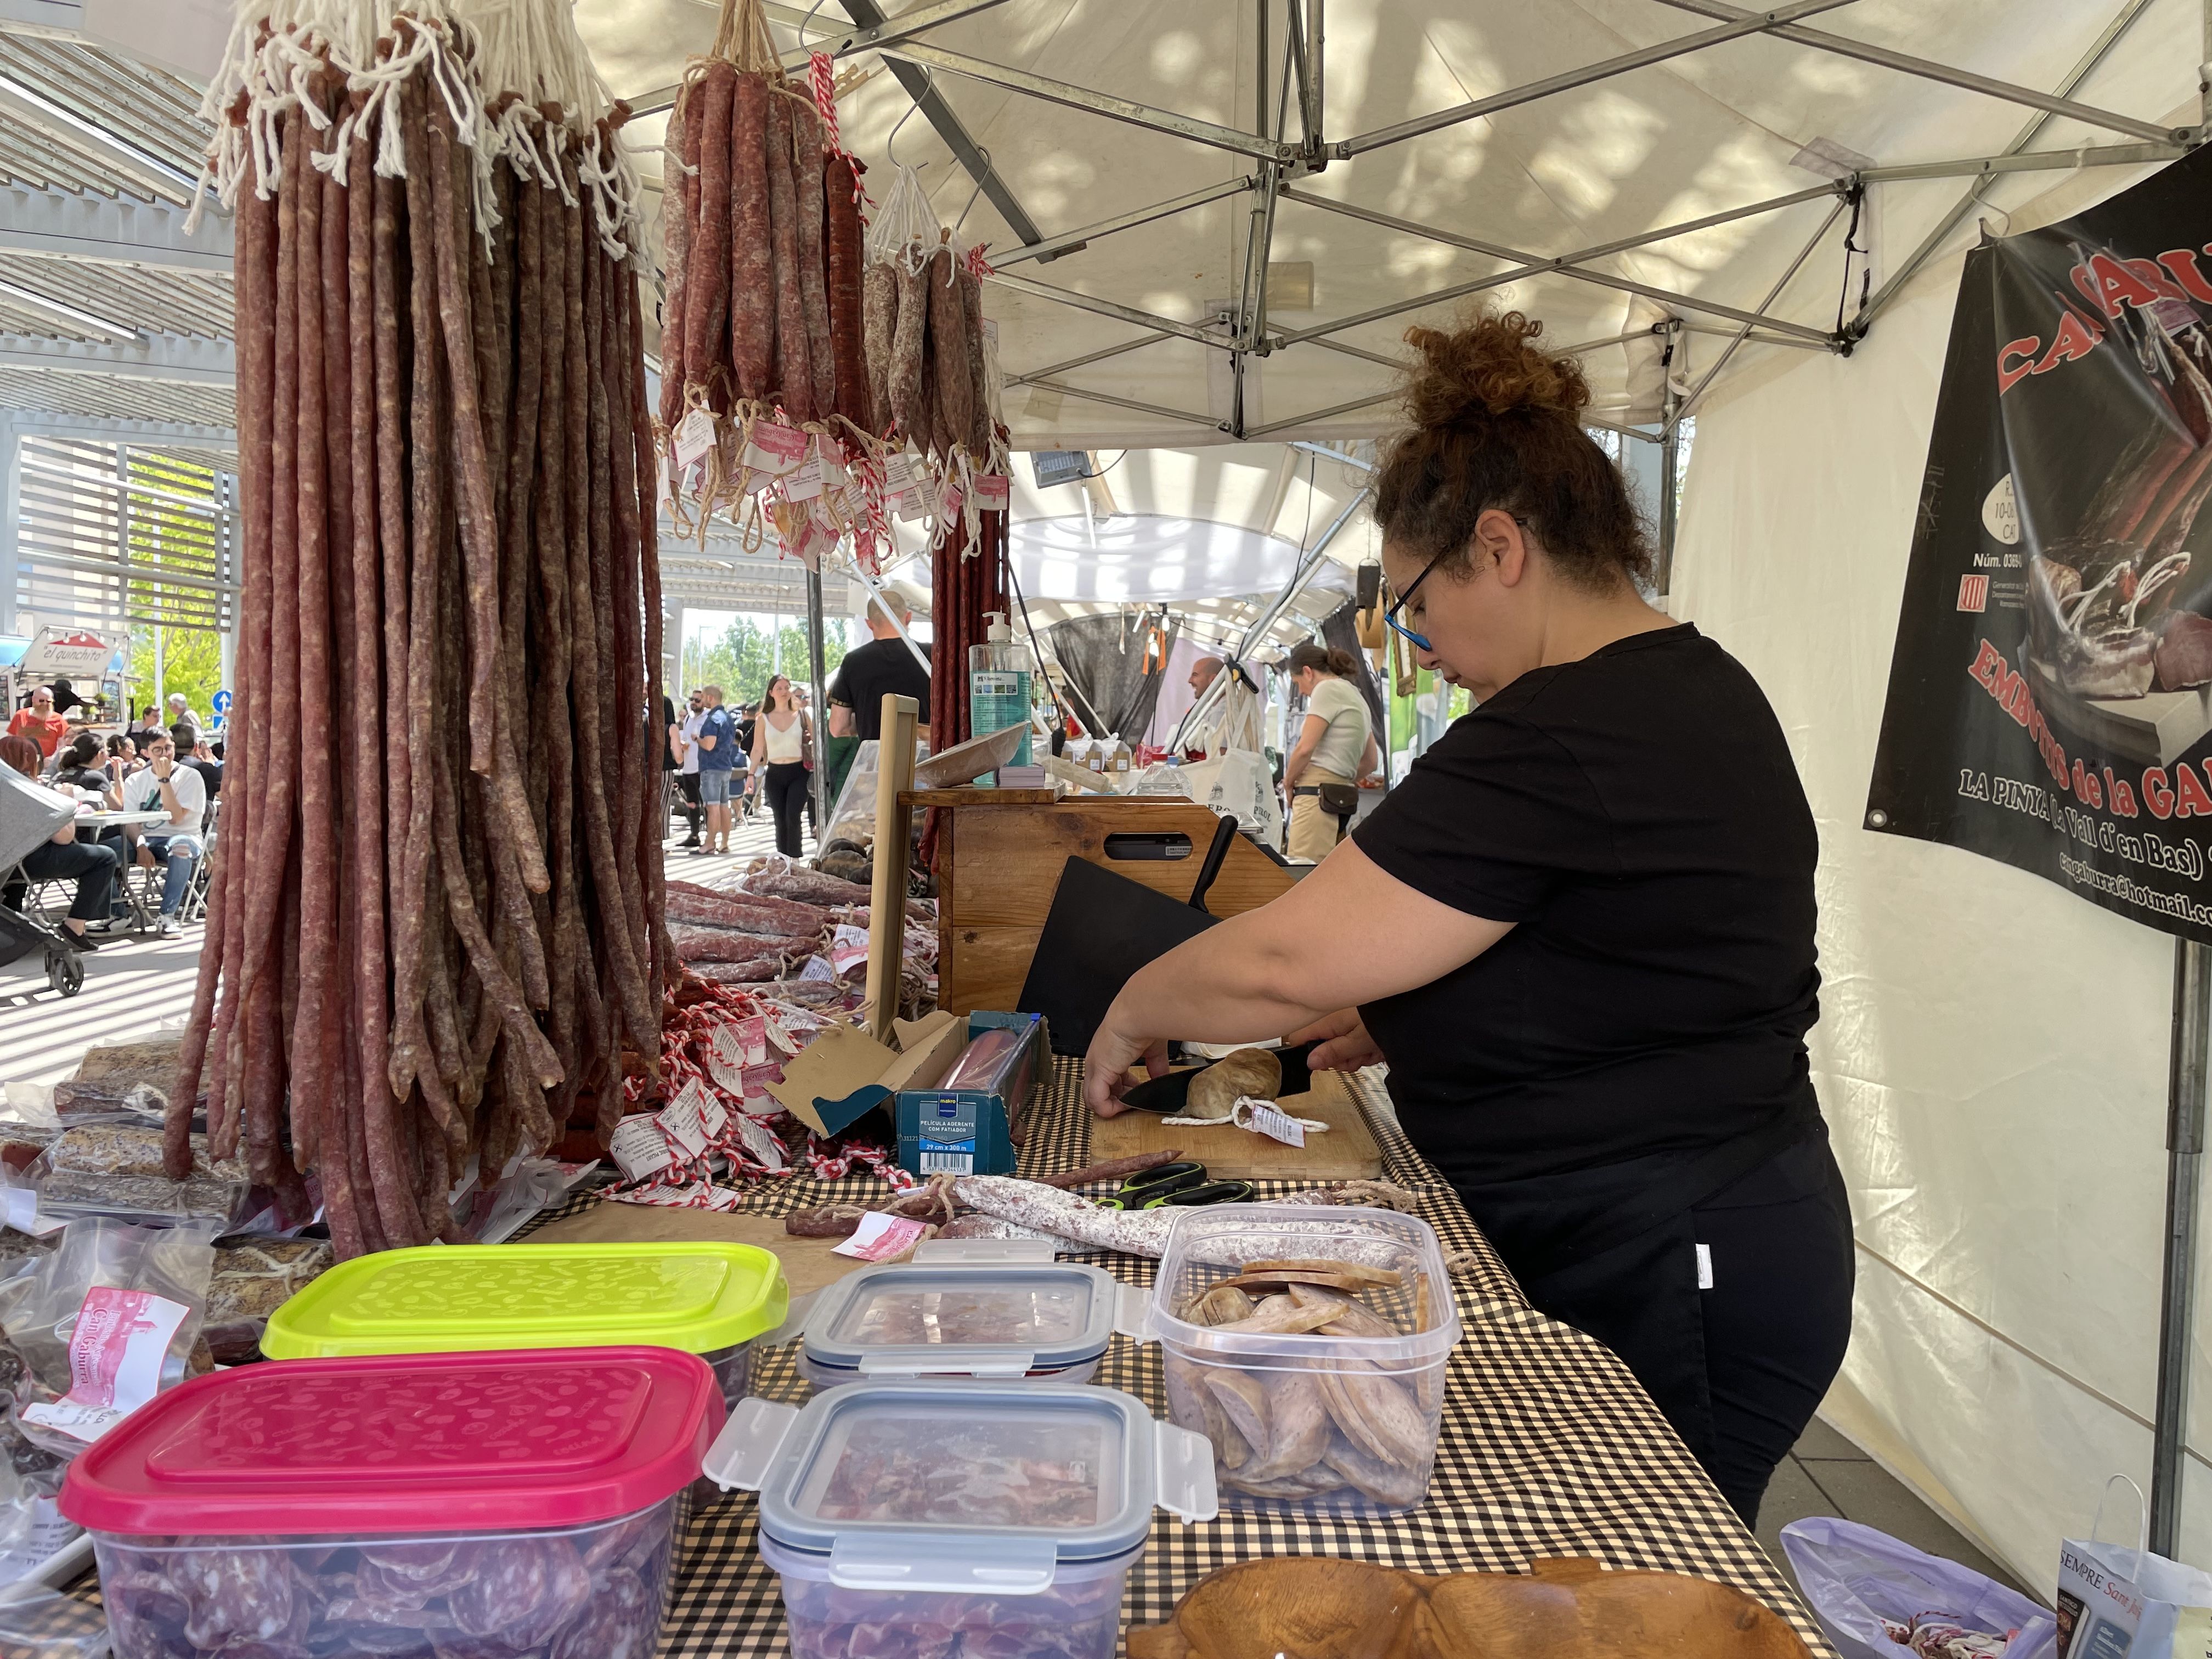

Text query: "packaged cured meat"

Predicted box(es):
[797, 1256, 1126, 1390]
[201, 1238, 332, 1366]
[707, 1381, 1216, 1659]
[22, 1123, 249, 1228]
[1132, 1205, 1462, 1515]
[60, 1347, 719, 1659]
[260, 1240, 788, 1406]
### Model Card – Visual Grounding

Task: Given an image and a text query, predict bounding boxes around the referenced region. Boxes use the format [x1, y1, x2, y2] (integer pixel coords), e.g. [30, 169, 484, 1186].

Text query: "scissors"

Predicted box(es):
[1098, 1161, 1255, 1209]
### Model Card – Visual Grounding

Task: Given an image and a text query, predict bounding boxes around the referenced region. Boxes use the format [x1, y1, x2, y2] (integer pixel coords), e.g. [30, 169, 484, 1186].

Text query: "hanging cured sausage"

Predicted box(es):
[174, 0, 667, 1256]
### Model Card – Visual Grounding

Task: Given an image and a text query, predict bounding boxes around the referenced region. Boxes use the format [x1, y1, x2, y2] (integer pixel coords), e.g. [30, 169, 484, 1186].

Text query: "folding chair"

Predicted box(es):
[178, 798, 219, 924]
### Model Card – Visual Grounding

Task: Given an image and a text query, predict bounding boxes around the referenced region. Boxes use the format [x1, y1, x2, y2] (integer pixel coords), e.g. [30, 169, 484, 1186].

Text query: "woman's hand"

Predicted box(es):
[1082, 1014, 1170, 1118]
[1289, 1008, 1385, 1071]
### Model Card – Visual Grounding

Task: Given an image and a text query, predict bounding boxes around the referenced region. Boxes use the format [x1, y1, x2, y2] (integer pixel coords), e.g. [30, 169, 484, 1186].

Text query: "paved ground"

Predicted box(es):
[1760, 1417, 2035, 1602]
[1, 808, 2035, 1613]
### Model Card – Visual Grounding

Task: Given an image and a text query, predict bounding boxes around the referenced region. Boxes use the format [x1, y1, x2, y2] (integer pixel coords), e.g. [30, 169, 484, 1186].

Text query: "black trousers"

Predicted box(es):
[676, 772, 702, 836]
[764, 761, 808, 857]
[1460, 1131, 1854, 1525]
[14, 840, 120, 922]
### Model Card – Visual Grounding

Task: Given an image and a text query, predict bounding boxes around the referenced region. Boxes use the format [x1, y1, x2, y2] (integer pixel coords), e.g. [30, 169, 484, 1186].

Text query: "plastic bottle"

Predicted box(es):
[968, 611, 1034, 774]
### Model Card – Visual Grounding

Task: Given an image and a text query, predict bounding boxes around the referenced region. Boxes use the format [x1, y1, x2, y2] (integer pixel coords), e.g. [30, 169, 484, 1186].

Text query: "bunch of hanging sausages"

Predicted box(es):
[658, 63, 870, 437]
[171, 32, 669, 1257]
[868, 235, 992, 463]
[656, 60, 995, 466]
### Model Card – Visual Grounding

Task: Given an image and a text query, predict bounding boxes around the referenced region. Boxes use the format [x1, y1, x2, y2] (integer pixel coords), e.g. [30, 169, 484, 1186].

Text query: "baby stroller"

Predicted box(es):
[0, 764, 86, 997]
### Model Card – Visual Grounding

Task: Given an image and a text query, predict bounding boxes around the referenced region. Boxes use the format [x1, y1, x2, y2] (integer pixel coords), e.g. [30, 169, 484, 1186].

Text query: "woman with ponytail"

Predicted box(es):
[1081, 309, 1849, 1525]
[1280, 640, 1378, 860]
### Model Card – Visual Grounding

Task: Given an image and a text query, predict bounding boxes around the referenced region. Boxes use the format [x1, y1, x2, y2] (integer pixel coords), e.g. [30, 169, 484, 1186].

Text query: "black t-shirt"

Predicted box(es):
[185, 757, 222, 799]
[1353, 625, 1820, 1186]
[828, 637, 931, 740]
[661, 696, 679, 771]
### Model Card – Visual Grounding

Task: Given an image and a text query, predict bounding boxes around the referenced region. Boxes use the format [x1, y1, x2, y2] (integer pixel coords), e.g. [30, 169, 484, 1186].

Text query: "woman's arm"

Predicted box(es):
[1082, 840, 1513, 1113]
[750, 721, 767, 769]
[1281, 712, 1327, 790]
[1358, 730, 1381, 787]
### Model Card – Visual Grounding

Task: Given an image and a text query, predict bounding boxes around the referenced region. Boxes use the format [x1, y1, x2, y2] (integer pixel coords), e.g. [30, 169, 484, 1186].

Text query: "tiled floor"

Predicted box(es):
[1759, 1415, 2038, 1603]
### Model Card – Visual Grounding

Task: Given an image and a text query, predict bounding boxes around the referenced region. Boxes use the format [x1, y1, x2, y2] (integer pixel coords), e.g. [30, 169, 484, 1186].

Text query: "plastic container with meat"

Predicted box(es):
[258, 1240, 788, 1405]
[1135, 1204, 1462, 1515]
[797, 1258, 1129, 1391]
[60, 1346, 723, 1659]
[707, 1381, 1215, 1659]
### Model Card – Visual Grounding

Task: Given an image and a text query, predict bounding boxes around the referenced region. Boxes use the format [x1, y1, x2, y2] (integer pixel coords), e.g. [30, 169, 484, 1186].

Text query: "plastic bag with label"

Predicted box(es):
[0, 1217, 218, 1460]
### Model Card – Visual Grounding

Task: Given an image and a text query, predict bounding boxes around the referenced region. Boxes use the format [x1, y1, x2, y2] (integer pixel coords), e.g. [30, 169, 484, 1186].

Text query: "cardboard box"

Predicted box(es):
[896, 1011, 1046, 1178]
[762, 1009, 1047, 1178]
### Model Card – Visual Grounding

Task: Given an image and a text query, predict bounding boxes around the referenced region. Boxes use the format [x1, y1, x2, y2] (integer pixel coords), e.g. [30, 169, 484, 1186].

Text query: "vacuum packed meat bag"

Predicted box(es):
[26, 1123, 248, 1227]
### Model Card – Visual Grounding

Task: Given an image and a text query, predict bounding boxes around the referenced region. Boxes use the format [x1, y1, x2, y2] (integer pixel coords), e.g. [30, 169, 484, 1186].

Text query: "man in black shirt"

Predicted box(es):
[176, 726, 222, 799]
[827, 590, 931, 743]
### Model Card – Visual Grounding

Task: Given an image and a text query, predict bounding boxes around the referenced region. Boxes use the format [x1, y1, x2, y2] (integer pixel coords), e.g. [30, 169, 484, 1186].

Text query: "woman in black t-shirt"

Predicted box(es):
[1083, 311, 1851, 1525]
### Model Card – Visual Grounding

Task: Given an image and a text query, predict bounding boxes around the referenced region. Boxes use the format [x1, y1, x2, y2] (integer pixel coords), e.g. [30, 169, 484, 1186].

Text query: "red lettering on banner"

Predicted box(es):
[2075, 252, 2161, 318]
[1970, 639, 2006, 690]
[2147, 767, 2175, 819]
[2033, 309, 2106, 376]
[2107, 769, 2140, 818]
[1998, 337, 2042, 394]
[2177, 762, 2212, 819]
[2159, 249, 2212, 304]
[2073, 758, 2104, 808]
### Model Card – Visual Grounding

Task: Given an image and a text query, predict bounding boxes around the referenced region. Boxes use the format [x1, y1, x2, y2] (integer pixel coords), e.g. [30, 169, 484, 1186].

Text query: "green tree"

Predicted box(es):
[681, 616, 848, 708]
[125, 626, 223, 727]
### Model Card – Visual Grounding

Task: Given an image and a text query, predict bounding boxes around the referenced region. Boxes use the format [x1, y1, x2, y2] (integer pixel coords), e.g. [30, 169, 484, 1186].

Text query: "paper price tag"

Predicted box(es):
[799, 954, 836, 982]
[781, 457, 826, 502]
[882, 452, 914, 490]
[973, 474, 1011, 510]
[834, 1212, 930, 1261]
[1243, 1101, 1306, 1147]
[673, 408, 717, 470]
[3, 1189, 63, 1238]
[733, 1113, 787, 1172]
[744, 421, 809, 473]
[764, 1015, 800, 1057]
[21, 1288, 190, 1444]
[706, 1052, 751, 1099]
[661, 1084, 716, 1160]
[610, 1115, 675, 1182]
[815, 440, 848, 490]
[940, 482, 964, 521]
[830, 923, 870, 975]
[696, 1090, 729, 1140]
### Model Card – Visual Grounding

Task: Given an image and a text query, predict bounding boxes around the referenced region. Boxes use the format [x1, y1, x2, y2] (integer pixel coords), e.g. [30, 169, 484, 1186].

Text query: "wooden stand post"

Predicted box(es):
[865, 692, 920, 1043]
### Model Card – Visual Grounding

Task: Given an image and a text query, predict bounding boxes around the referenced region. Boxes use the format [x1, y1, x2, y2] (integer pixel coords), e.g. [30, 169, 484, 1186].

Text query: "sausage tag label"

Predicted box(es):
[22, 1288, 189, 1443]
[610, 1115, 675, 1182]
[673, 408, 717, 470]
[834, 1212, 929, 1261]
[973, 474, 1011, 509]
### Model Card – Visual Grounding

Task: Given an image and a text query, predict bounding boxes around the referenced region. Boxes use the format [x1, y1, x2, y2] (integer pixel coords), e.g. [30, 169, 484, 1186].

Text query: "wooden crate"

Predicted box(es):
[925, 795, 1297, 1016]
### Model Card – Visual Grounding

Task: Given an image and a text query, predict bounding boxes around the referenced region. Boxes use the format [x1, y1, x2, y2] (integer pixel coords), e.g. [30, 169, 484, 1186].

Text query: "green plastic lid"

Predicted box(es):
[260, 1242, 790, 1362]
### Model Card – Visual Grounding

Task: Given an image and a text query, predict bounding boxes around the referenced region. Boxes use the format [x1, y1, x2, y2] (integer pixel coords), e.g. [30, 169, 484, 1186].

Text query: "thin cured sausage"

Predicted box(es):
[791, 95, 836, 421]
[727, 72, 773, 402]
[764, 91, 813, 422]
[862, 261, 898, 437]
[825, 153, 869, 434]
[682, 63, 736, 410]
[928, 245, 973, 459]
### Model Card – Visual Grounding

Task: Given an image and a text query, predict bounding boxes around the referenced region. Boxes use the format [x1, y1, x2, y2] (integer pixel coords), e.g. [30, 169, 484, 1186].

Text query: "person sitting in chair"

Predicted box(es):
[119, 732, 206, 937]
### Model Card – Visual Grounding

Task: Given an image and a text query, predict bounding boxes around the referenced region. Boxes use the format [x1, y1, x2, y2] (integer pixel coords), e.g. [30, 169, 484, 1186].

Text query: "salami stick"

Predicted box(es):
[595, 240, 648, 1008]
[179, 151, 274, 1165]
[286, 101, 336, 1176]
[682, 62, 735, 406]
[890, 253, 930, 450]
[764, 90, 813, 422]
[658, 90, 691, 427]
[862, 261, 898, 438]
[627, 268, 675, 995]
[560, 181, 657, 1058]
[791, 94, 836, 421]
[728, 72, 773, 402]
[960, 267, 991, 454]
[929, 245, 973, 459]
[825, 153, 869, 433]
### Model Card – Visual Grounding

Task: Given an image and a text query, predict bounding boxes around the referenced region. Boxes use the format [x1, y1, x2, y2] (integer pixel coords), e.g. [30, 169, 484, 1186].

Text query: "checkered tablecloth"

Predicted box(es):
[608, 1057, 1836, 1658]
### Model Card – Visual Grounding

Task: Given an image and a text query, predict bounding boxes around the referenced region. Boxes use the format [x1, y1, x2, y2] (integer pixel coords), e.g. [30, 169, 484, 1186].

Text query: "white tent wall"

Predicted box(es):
[1669, 140, 2212, 1594]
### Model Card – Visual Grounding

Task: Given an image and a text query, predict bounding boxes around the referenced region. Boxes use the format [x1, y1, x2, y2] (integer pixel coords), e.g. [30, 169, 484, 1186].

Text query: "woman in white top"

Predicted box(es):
[1282, 640, 1380, 862]
[749, 675, 814, 858]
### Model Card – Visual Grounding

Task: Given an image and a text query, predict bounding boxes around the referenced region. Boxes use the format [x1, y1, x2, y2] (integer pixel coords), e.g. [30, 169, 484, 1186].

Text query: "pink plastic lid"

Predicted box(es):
[61, 1347, 723, 1538]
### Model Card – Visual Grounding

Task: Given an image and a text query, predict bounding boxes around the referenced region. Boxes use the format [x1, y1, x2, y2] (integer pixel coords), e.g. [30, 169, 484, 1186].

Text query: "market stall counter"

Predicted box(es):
[526, 1056, 1834, 1658]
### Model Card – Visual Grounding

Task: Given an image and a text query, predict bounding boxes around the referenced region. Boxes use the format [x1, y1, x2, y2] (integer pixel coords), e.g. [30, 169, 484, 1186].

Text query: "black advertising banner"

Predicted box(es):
[1867, 145, 2212, 941]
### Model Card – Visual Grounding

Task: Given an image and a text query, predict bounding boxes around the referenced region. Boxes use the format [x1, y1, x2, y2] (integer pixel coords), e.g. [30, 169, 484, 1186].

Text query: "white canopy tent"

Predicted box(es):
[0, 0, 2209, 1600]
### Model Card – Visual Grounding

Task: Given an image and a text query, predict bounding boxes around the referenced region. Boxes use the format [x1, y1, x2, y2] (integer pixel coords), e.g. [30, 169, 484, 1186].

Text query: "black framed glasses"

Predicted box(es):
[1383, 546, 1452, 652]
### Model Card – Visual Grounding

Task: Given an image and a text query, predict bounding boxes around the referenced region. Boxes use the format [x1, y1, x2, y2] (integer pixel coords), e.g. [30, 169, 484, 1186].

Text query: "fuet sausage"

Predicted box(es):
[890, 252, 930, 450]
[791, 94, 837, 421]
[727, 71, 774, 402]
[862, 259, 898, 437]
[681, 62, 735, 409]
[657, 92, 691, 429]
[764, 89, 814, 422]
[824, 151, 870, 434]
[960, 266, 992, 454]
[928, 244, 973, 459]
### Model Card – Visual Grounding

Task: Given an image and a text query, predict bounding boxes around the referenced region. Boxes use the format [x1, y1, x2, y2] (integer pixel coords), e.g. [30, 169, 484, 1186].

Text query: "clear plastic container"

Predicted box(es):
[61, 1347, 724, 1659]
[797, 1257, 1124, 1391]
[707, 1381, 1215, 1659]
[259, 1240, 789, 1407]
[1140, 1204, 1462, 1515]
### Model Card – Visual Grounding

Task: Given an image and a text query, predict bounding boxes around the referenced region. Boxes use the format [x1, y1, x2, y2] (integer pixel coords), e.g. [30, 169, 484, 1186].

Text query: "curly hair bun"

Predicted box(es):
[1400, 309, 1590, 427]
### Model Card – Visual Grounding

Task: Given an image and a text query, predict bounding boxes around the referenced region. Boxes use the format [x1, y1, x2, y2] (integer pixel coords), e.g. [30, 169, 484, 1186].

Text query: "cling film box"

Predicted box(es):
[896, 1011, 1046, 1178]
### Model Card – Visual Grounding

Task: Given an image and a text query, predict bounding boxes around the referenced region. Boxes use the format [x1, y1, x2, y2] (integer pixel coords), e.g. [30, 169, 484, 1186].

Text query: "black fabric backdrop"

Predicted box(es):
[1050, 611, 1178, 741]
[1866, 144, 2212, 943]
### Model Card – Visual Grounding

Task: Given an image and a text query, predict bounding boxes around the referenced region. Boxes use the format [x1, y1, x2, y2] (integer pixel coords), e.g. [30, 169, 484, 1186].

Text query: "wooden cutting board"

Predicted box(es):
[1087, 1066, 1384, 1181]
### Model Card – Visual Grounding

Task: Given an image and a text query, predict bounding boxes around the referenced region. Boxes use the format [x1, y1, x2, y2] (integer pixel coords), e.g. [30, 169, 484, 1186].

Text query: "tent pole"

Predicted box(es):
[2153, 939, 2211, 1555]
[1657, 323, 1682, 602]
[806, 568, 831, 836]
[1672, 194, 1850, 423]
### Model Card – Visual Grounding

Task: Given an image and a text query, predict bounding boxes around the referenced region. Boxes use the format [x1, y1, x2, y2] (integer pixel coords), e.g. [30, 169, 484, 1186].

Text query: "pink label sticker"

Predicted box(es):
[21, 1287, 189, 1444]
[973, 474, 1011, 509]
[833, 1212, 929, 1261]
[745, 420, 809, 469]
